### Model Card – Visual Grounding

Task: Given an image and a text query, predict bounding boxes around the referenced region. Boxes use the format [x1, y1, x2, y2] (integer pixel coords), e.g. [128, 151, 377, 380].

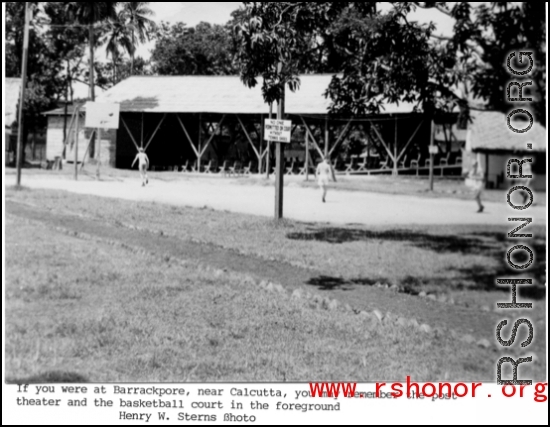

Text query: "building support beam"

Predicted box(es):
[237, 115, 260, 160]
[120, 116, 141, 151]
[328, 119, 353, 157]
[176, 115, 200, 158]
[299, 116, 325, 159]
[144, 113, 167, 151]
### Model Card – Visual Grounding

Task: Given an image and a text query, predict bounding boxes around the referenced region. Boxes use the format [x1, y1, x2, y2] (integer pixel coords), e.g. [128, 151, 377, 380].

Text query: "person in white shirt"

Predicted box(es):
[465, 155, 485, 213]
[316, 156, 337, 203]
[131, 148, 150, 186]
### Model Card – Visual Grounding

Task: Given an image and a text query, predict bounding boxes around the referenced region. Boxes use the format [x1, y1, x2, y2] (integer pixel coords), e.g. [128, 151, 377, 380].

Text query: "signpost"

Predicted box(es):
[265, 115, 292, 219]
[429, 120, 436, 191]
[84, 102, 120, 179]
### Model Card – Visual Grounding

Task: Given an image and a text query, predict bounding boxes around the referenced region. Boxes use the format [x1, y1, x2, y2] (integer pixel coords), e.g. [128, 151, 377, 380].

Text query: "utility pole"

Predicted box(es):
[96, 127, 102, 179]
[429, 119, 435, 191]
[74, 106, 80, 180]
[16, 2, 31, 187]
[89, 24, 95, 102]
[275, 74, 285, 220]
[266, 103, 272, 179]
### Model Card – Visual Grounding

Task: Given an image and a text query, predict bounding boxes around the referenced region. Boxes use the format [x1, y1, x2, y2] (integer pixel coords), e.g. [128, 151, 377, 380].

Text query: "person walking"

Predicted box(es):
[316, 156, 337, 203]
[131, 147, 150, 187]
[465, 154, 485, 213]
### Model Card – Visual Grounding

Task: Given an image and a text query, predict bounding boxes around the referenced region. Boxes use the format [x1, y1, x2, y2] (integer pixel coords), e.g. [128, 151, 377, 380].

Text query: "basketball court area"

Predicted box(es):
[6, 172, 547, 227]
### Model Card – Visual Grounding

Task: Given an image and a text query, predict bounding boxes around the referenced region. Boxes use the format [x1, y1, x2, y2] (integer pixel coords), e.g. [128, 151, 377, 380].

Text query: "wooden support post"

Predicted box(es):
[176, 115, 200, 157]
[197, 114, 202, 172]
[324, 116, 329, 158]
[61, 107, 78, 159]
[372, 124, 396, 165]
[300, 117, 325, 158]
[141, 112, 144, 148]
[429, 119, 435, 191]
[199, 115, 225, 158]
[237, 115, 260, 159]
[305, 129, 310, 181]
[74, 108, 79, 180]
[393, 117, 398, 176]
[328, 119, 353, 157]
[79, 129, 95, 171]
[396, 120, 424, 162]
[120, 116, 140, 151]
[484, 152, 489, 189]
[259, 114, 263, 175]
[144, 113, 167, 151]
[275, 83, 285, 220]
[266, 103, 272, 179]
[96, 127, 102, 180]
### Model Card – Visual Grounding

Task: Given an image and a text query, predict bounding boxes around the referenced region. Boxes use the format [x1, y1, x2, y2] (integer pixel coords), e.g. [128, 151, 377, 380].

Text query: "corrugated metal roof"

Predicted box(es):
[94, 74, 417, 115]
[466, 110, 546, 152]
[5, 77, 21, 127]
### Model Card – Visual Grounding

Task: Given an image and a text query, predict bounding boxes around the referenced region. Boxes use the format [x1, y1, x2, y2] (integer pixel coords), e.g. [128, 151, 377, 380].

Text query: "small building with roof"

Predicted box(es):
[464, 110, 546, 191]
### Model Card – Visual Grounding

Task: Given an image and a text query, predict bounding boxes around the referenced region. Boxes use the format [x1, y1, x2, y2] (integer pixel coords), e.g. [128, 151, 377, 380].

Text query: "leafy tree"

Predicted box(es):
[100, 55, 153, 86]
[42, 2, 89, 103]
[151, 21, 237, 75]
[5, 2, 65, 152]
[104, 11, 134, 85]
[234, 2, 546, 123]
[65, 2, 119, 101]
[464, 2, 546, 125]
[120, 2, 156, 75]
[233, 3, 308, 105]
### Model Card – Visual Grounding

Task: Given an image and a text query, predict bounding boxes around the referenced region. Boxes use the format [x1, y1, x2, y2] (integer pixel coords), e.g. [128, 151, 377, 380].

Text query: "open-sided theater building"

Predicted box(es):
[45, 74, 469, 176]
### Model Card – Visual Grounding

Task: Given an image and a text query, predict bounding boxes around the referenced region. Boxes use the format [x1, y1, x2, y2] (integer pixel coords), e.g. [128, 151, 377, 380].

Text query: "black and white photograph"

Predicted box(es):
[3, 2, 547, 424]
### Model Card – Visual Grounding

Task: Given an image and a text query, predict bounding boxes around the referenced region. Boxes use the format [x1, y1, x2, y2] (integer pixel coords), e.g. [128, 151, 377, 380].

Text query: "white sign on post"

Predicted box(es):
[264, 119, 292, 143]
[85, 102, 120, 129]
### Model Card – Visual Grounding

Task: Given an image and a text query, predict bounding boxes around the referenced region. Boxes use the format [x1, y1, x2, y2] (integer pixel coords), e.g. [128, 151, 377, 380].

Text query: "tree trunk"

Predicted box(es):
[130, 28, 136, 75]
[113, 57, 117, 85]
[89, 24, 95, 101]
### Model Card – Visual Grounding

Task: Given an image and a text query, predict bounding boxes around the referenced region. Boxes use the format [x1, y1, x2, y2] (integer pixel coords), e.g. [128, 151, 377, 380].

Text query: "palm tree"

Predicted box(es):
[104, 12, 134, 84]
[121, 2, 155, 75]
[65, 2, 118, 101]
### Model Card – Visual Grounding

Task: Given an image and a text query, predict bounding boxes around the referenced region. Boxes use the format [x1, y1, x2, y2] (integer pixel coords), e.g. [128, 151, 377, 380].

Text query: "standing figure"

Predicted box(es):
[316, 156, 337, 203]
[132, 147, 150, 187]
[465, 154, 485, 213]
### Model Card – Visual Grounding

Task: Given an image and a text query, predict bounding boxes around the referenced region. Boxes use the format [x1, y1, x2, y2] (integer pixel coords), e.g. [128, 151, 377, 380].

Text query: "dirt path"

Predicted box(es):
[8, 199, 508, 340]
[8, 174, 547, 226]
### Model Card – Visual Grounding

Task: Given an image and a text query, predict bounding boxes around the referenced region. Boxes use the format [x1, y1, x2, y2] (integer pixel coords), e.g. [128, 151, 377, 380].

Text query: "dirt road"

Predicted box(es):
[7, 173, 547, 226]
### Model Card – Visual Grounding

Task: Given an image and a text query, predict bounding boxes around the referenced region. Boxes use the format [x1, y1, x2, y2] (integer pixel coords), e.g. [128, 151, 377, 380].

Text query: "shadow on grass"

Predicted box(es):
[6, 371, 88, 384]
[306, 275, 422, 295]
[287, 227, 500, 254]
[306, 276, 377, 291]
[292, 227, 546, 298]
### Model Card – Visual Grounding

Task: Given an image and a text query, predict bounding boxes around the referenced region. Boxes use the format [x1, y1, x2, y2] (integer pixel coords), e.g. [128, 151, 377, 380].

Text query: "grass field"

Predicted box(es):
[4, 184, 547, 382]
[6, 185, 546, 299]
